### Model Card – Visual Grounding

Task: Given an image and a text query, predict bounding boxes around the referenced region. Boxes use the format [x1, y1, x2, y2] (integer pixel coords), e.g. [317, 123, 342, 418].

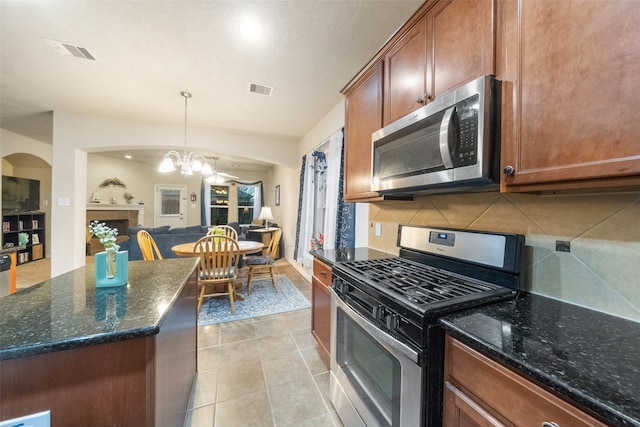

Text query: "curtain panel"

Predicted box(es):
[335, 132, 355, 248]
[294, 154, 315, 268]
[295, 128, 355, 266]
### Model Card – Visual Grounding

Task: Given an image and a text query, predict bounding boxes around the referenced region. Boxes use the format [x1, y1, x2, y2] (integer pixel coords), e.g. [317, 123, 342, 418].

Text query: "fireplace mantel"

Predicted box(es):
[86, 204, 145, 226]
[86, 204, 145, 255]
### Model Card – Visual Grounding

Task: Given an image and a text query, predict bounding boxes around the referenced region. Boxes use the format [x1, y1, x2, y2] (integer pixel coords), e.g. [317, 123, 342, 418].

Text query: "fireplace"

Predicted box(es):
[86, 206, 144, 255]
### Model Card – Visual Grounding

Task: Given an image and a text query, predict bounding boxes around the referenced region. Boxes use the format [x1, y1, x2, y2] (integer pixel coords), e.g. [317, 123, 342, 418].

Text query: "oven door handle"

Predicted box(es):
[331, 288, 420, 363]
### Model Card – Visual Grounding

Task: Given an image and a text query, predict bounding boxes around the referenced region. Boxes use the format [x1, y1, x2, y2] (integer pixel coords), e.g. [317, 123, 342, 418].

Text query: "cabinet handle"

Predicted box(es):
[320, 270, 326, 276]
[416, 93, 432, 105]
[542, 423, 560, 427]
[503, 165, 515, 176]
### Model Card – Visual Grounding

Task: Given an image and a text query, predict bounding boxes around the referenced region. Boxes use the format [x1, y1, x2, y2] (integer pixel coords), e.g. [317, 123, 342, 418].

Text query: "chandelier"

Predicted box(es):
[158, 91, 213, 176]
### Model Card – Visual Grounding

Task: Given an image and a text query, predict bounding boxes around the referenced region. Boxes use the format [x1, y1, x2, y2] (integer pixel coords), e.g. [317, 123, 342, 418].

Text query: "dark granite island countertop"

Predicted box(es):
[440, 293, 640, 426]
[0, 257, 199, 360]
[0, 257, 199, 426]
[310, 247, 395, 266]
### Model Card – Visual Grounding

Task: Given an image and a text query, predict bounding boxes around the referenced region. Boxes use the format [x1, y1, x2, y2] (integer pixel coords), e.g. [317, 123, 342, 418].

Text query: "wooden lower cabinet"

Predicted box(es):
[444, 335, 608, 427]
[311, 258, 332, 364]
[0, 270, 198, 426]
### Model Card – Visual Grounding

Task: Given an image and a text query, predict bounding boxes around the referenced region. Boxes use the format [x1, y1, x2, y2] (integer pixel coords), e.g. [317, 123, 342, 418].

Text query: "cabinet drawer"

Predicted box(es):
[445, 336, 607, 427]
[313, 258, 332, 288]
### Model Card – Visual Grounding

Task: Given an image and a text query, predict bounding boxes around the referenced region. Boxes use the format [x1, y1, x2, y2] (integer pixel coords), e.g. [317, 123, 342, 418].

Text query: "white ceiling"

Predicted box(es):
[0, 0, 422, 172]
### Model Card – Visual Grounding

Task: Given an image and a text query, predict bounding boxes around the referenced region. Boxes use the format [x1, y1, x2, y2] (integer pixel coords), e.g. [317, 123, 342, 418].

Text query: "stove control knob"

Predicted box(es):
[386, 314, 400, 331]
[372, 305, 385, 320]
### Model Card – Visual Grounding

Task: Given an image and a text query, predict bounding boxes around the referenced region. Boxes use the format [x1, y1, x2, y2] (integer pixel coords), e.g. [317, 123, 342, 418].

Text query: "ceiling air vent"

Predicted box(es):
[43, 37, 96, 60]
[248, 83, 273, 96]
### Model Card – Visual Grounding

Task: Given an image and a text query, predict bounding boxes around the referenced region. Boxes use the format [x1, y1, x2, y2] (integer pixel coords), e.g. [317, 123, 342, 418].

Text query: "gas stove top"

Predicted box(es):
[331, 225, 525, 349]
[335, 257, 507, 307]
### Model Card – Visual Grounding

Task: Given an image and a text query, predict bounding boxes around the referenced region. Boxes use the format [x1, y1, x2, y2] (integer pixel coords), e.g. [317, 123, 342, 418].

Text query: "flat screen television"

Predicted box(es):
[2, 175, 40, 211]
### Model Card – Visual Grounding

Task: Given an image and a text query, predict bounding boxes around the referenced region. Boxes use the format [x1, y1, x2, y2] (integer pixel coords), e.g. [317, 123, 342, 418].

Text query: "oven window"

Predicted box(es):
[336, 308, 401, 427]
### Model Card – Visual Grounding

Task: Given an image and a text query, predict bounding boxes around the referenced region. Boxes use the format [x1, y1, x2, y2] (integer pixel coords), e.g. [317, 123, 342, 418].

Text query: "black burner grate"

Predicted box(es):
[339, 258, 501, 306]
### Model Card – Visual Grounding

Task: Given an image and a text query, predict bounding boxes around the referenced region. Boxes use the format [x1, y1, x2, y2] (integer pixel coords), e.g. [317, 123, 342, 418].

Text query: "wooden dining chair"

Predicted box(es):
[246, 228, 282, 295]
[207, 225, 238, 241]
[137, 230, 163, 260]
[193, 234, 240, 315]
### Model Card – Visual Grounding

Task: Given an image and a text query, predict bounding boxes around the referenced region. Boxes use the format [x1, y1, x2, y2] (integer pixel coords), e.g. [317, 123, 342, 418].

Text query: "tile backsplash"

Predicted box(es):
[368, 192, 640, 322]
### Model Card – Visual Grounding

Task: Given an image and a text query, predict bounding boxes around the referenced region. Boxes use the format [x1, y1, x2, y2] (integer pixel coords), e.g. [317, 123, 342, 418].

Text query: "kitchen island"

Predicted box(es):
[0, 257, 199, 426]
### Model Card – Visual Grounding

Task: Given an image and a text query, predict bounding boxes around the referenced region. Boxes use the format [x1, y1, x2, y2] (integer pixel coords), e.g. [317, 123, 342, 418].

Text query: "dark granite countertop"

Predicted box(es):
[0, 245, 26, 254]
[310, 247, 395, 266]
[0, 257, 199, 361]
[440, 293, 640, 426]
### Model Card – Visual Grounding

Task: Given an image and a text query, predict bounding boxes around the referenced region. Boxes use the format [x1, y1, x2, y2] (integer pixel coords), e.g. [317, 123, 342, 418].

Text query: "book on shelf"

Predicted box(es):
[18, 220, 23, 230]
[32, 234, 40, 244]
[32, 219, 39, 228]
[2, 222, 9, 232]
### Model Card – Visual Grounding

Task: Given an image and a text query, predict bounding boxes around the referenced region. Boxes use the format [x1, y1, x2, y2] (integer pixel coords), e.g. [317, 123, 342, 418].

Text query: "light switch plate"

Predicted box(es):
[0, 410, 50, 427]
[375, 223, 382, 237]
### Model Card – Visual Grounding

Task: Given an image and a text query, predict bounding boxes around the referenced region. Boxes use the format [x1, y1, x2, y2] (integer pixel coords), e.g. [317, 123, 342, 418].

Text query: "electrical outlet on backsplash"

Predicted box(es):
[368, 191, 640, 321]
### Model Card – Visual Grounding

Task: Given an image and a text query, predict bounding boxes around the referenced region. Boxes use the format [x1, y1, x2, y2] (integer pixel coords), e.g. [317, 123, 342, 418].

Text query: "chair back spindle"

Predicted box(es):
[194, 234, 240, 315]
[137, 230, 163, 260]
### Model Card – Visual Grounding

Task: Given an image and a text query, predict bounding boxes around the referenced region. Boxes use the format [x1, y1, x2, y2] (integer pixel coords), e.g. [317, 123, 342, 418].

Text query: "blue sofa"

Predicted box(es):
[120, 225, 209, 260]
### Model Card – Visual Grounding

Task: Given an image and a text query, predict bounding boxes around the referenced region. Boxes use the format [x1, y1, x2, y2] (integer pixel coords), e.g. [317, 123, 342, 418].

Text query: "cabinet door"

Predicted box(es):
[501, 0, 640, 191]
[344, 62, 384, 201]
[311, 275, 331, 361]
[443, 382, 505, 427]
[426, 0, 495, 98]
[445, 336, 608, 427]
[384, 17, 428, 125]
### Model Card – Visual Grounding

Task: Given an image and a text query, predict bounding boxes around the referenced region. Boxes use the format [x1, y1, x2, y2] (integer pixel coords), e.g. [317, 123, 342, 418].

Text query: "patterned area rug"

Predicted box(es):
[197, 274, 311, 326]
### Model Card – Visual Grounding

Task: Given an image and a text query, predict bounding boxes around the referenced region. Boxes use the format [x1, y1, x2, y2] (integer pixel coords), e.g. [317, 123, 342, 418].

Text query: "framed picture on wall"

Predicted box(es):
[275, 185, 280, 206]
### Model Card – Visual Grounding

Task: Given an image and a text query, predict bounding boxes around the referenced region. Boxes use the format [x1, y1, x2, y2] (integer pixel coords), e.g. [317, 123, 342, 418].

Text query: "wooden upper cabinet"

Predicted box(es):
[344, 61, 384, 201]
[426, 0, 495, 98]
[342, 0, 495, 201]
[384, 17, 428, 125]
[500, 0, 640, 191]
[383, 0, 495, 127]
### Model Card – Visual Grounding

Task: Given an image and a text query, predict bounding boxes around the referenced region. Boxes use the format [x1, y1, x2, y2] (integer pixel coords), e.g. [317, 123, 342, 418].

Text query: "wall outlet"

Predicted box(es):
[556, 240, 571, 253]
[375, 222, 382, 237]
[0, 410, 50, 427]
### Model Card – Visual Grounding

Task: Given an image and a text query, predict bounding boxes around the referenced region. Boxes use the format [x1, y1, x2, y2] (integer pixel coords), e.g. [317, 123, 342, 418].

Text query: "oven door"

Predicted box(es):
[330, 288, 423, 427]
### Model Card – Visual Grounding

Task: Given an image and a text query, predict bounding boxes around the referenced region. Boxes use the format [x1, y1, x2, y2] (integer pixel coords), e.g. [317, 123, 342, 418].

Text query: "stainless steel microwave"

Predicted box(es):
[371, 75, 501, 195]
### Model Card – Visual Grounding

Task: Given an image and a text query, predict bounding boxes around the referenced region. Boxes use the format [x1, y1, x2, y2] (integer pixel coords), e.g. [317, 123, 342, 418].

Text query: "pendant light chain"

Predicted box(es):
[181, 91, 191, 153]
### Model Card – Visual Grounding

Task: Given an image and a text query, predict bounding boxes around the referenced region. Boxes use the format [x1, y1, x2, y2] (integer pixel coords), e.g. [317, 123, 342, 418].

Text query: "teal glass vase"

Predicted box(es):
[95, 250, 128, 287]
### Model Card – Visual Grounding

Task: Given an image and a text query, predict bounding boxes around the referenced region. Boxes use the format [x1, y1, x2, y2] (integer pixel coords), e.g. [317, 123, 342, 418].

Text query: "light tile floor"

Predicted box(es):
[185, 261, 343, 427]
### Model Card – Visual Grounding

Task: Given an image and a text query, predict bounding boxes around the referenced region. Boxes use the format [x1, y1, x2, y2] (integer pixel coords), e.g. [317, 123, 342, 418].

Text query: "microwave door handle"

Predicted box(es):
[439, 106, 456, 169]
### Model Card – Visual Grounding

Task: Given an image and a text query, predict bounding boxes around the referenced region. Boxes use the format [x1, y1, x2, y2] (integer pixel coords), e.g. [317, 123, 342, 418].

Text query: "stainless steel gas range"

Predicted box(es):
[330, 225, 525, 427]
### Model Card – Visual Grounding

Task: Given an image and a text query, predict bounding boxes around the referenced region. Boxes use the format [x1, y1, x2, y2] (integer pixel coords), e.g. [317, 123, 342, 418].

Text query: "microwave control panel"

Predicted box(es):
[453, 94, 479, 167]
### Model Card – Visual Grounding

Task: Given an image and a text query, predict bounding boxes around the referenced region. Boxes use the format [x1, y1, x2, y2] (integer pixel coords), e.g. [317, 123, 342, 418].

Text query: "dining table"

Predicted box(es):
[171, 239, 264, 301]
[171, 239, 264, 257]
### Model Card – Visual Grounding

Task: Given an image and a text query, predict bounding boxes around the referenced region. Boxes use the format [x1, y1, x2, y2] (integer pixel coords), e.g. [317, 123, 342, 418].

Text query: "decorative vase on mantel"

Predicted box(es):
[95, 250, 129, 287]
